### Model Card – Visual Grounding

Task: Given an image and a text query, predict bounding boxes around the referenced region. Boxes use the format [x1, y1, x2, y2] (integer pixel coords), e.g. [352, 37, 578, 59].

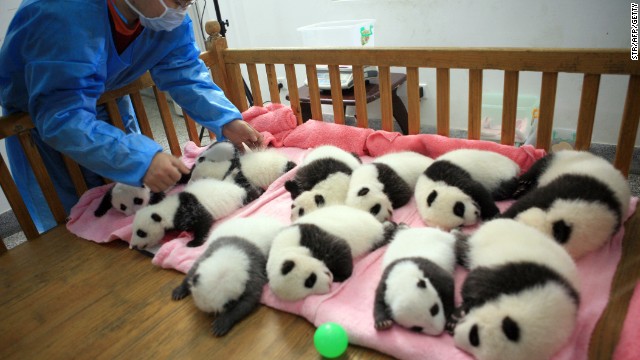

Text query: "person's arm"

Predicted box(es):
[149, 23, 262, 149]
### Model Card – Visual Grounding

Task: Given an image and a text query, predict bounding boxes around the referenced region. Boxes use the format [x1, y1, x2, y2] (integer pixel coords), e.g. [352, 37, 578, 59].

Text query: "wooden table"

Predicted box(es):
[291, 73, 409, 135]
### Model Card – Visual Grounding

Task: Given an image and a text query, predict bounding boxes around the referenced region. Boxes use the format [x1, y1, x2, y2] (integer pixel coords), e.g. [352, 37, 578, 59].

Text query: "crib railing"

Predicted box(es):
[204, 22, 639, 177]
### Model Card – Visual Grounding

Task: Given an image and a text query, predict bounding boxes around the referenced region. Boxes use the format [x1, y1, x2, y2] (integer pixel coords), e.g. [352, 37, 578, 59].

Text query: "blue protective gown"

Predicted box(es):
[0, 0, 242, 231]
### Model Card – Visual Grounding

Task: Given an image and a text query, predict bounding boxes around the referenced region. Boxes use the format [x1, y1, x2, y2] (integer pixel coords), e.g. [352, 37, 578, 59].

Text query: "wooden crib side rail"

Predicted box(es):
[205, 41, 640, 177]
[0, 70, 207, 250]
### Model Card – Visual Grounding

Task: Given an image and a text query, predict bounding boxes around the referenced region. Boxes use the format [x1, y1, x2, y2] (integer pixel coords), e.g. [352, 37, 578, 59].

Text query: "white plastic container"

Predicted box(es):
[297, 19, 376, 47]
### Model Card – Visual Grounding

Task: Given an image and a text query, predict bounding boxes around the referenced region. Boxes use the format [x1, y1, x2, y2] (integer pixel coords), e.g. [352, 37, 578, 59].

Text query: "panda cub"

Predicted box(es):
[414, 149, 520, 230]
[287, 145, 361, 220]
[346, 151, 434, 221]
[172, 216, 286, 336]
[373, 227, 456, 335]
[94, 183, 165, 217]
[129, 178, 250, 250]
[178, 140, 239, 184]
[452, 219, 580, 360]
[267, 205, 399, 301]
[502, 150, 631, 259]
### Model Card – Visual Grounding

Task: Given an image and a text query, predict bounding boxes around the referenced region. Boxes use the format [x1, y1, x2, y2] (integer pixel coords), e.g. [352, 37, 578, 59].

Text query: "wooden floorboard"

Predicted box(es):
[0, 226, 392, 360]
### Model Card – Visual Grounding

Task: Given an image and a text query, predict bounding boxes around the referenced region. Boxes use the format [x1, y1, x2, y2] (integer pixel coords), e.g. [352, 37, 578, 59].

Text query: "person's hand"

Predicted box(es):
[222, 119, 264, 151]
[143, 152, 190, 192]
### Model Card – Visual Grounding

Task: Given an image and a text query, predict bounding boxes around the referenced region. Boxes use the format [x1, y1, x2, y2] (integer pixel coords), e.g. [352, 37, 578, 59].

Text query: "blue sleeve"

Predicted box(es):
[149, 21, 242, 141]
[17, 3, 161, 186]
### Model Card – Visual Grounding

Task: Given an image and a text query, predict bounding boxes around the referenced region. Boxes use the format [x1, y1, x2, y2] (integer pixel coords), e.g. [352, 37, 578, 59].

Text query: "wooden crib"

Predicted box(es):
[1, 21, 638, 359]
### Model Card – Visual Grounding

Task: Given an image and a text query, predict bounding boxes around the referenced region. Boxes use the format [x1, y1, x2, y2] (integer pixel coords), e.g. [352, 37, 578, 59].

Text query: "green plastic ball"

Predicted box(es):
[314, 322, 349, 358]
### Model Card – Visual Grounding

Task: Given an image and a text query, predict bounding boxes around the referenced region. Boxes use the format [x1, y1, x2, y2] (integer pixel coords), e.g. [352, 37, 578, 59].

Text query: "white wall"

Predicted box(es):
[197, 0, 638, 146]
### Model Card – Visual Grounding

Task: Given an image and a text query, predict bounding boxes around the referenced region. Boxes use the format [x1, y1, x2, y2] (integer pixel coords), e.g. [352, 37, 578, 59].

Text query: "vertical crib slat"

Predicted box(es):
[130, 91, 154, 139]
[227, 63, 248, 112]
[62, 155, 88, 197]
[0, 154, 38, 239]
[468, 69, 483, 140]
[352, 65, 369, 128]
[208, 37, 230, 98]
[575, 74, 601, 150]
[182, 112, 201, 147]
[17, 131, 67, 224]
[406, 67, 421, 135]
[246, 63, 263, 106]
[266, 64, 281, 104]
[379, 66, 394, 132]
[537, 72, 558, 151]
[501, 71, 520, 146]
[153, 87, 182, 157]
[306, 65, 323, 121]
[105, 100, 125, 131]
[285, 64, 303, 125]
[436, 68, 450, 136]
[614, 75, 640, 177]
[328, 65, 345, 125]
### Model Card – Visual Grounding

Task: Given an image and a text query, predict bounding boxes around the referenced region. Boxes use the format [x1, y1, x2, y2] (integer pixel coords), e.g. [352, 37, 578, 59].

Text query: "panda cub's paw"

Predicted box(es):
[374, 319, 394, 331]
[212, 316, 233, 337]
[171, 281, 191, 301]
[444, 306, 466, 335]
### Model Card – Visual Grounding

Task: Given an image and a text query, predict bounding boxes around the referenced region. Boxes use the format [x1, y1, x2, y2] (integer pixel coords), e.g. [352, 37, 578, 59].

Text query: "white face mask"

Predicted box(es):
[124, 0, 187, 32]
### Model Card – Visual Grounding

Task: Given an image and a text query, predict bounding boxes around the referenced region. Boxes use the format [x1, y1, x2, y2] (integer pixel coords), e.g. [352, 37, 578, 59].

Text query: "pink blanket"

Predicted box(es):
[66, 105, 638, 360]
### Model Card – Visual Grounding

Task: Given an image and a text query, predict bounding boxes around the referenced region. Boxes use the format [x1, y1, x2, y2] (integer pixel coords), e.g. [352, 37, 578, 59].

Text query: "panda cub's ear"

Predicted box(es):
[94, 188, 114, 217]
[284, 180, 301, 199]
[149, 191, 166, 205]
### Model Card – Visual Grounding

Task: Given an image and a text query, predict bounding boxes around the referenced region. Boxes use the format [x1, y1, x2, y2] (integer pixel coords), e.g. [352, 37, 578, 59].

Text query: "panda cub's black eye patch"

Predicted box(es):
[417, 279, 427, 288]
[151, 213, 162, 222]
[427, 190, 437, 207]
[502, 316, 520, 342]
[298, 208, 305, 217]
[134, 197, 143, 205]
[304, 273, 317, 288]
[314, 195, 325, 206]
[281, 260, 295, 275]
[469, 324, 480, 347]
[453, 202, 465, 218]
[430, 304, 439, 316]
[357, 187, 370, 196]
[120, 204, 127, 211]
[370, 204, 381, 215]
[197, 157, 205, 163]
[136, 229, 147, 238]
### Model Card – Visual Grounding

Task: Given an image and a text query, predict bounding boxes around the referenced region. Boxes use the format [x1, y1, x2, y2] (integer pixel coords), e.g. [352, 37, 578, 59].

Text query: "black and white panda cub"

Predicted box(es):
[373, 227, 456, 335]
[346, 151, 434, 222]
[414, 149, 520, 230]
[172, 216, 286, 336]
[452, 219, 580, 360]
[94, 183, 165, 217]
[287, 145, 361, 220]
[267, 205, 399, 301]
[178, 140, 239, 184]
[502, 150, 631, 259]
[129, 178, 250, 250]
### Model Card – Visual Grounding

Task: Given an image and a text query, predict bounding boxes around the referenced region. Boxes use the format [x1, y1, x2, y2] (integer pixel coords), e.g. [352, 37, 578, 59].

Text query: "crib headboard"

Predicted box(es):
[203, 24, 639, 178]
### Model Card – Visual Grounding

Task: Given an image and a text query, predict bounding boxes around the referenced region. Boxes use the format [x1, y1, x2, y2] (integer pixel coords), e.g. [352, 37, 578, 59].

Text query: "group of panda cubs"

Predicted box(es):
[95, 142, 630, 359]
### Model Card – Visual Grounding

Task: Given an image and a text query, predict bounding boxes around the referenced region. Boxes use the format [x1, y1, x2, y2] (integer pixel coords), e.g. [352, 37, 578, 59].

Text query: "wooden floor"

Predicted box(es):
[0, 226, 392, 360]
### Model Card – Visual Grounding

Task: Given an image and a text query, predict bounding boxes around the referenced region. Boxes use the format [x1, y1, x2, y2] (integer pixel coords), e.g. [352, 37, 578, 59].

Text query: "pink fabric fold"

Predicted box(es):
[242, 103, 297, 147]
[282, 120, 374, 155]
